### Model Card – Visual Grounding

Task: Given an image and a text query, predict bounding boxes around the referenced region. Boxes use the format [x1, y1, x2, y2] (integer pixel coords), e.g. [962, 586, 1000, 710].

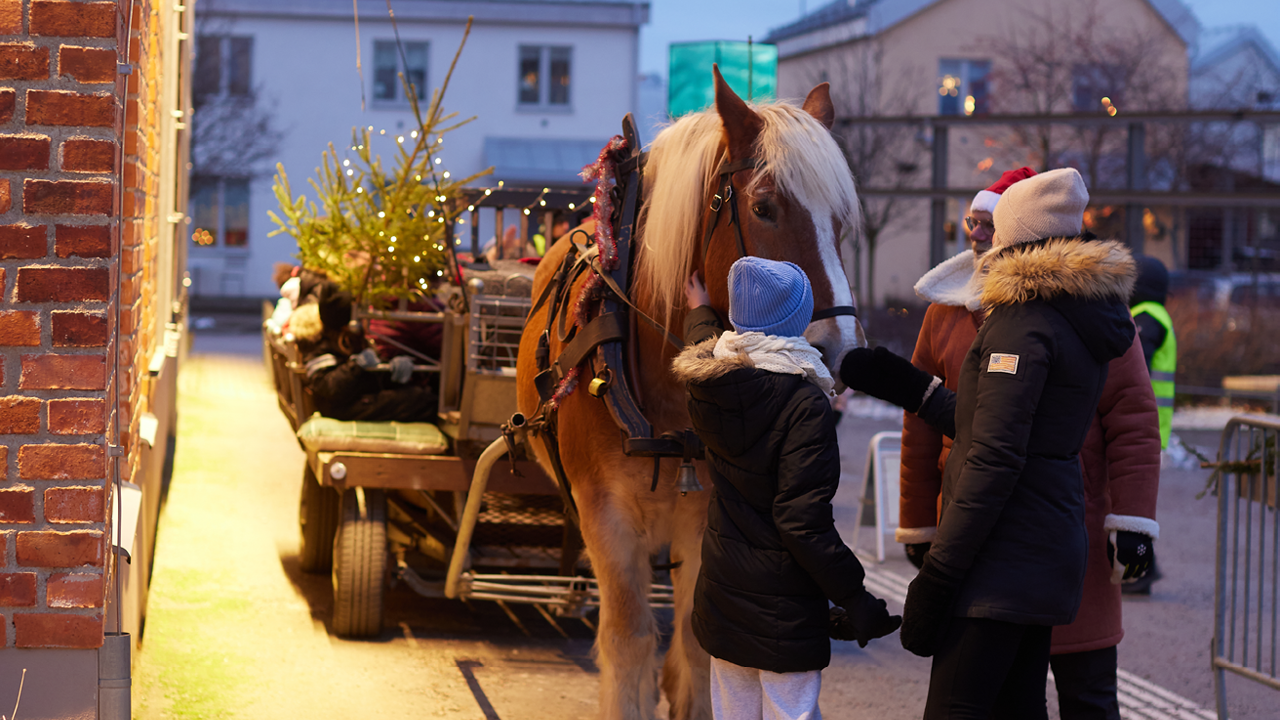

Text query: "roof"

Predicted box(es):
[483, 137, 610, 186]
[200, 0, 649, 27]
[765, 0, 1199, 54]
[1192, 25, 1280, 77]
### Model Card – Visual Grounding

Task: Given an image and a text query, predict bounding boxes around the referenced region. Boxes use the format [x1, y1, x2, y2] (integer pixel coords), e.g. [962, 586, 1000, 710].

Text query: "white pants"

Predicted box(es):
[709, 656, 822, 720]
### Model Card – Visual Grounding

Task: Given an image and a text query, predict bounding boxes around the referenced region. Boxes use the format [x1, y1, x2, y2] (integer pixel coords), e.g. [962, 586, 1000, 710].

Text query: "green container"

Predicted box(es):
[668, 41, 777, 118]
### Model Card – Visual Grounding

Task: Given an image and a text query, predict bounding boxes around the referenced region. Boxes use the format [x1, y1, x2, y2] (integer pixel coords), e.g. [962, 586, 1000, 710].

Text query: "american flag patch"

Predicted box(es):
[987, 353, 1019, 374]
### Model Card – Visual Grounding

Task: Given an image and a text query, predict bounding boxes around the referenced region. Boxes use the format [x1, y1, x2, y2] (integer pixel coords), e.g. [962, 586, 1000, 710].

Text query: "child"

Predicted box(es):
[672, 257, 901, 720]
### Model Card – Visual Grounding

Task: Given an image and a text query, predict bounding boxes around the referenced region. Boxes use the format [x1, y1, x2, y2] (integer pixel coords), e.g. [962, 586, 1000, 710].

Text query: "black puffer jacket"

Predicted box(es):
[930, 237, 1136, 625]
[672, 338, 868, 673]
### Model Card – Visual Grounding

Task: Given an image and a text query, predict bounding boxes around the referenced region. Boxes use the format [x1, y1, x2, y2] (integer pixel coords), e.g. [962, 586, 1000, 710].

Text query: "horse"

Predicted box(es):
[515, 69, 865, 720]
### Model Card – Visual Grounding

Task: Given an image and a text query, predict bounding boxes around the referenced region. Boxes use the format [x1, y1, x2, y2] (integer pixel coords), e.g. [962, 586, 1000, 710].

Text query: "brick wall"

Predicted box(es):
[0, 0, 163, 650]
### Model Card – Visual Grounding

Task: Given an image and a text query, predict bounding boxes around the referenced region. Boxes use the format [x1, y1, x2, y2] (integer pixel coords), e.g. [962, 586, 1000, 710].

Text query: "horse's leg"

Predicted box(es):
[579, 482, 660, 720]
[661, 491, 712, 720]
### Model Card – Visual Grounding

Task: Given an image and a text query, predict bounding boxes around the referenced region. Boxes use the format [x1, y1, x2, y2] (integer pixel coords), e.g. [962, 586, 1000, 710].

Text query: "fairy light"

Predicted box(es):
[346, 170, 353, 176]
[410, 130, 418, 138]
[443, 171, 451, 179]
[343, 159, 350, 167]
[589, 196, 596, 203]
[523, 208, 531, 216]
[467, 205, 475, 212]
[397, 136, 405, 143]
[428, 210, 435, 218]
[434, 158, 442, 165]
[484, 189, 491, 196]
[378, 211, 385, 218]
[415, 174, 422, 181]
[379, 129, 386, 135]
[357, 187, 364, 193]
[568, 203, 576, 210]
[368, 125, 374, 131]
[539, 199, 546, 206]
[414, 255, 421, 262]
[390, 235, 397, 242]
[436, 270, 444, 276]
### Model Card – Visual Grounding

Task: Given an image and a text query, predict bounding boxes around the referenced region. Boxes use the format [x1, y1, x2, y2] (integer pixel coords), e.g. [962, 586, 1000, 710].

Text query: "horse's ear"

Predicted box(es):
[803, 82, 835, 130]
[713, 64, 763, 162]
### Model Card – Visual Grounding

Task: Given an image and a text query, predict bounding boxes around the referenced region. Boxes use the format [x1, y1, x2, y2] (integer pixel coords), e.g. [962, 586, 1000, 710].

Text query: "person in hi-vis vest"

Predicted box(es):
[1126, 255, 1176, 595]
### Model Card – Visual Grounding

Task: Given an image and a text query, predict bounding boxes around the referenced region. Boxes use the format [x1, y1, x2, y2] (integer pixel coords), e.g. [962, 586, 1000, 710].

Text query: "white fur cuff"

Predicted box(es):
[1104, 514, 1159, 540]
[918, 376, 942, 409]
[895, 526, 938, 544]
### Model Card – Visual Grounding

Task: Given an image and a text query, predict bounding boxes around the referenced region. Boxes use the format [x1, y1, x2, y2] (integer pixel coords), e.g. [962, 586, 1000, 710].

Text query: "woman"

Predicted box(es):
[841, 168, 1137, 719]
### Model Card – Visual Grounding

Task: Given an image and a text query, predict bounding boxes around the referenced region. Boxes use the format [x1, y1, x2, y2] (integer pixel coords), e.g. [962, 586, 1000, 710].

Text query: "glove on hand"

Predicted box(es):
[900, 557, 961, 658]
[830, 590, 902, 648]
[1107, 530, 1155, 581]
[353, 348, 380, 370]
[904, 542, 931, 570]
[839, 346, 937, 413]
[389, 355, 414, 384]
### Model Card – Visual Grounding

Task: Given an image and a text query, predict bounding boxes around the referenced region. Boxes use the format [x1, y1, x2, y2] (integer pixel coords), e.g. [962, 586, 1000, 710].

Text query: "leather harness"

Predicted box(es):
[523, 113, 857, 526]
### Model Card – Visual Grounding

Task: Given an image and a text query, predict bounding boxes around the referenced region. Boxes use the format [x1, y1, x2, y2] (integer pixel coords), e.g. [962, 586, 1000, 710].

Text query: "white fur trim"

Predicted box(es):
[1104, 514, 1159, 540]
[895, 526, 938, 544]
[971, 190, 1001, 214]
[914, 249, 982, 309]
[919, 375, 942, 408]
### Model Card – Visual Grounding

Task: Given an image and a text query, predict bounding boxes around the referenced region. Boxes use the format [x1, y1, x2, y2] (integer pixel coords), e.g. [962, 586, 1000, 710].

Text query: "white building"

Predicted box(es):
[189, 0, 649, 300]
[1190, 24, 1280, 181]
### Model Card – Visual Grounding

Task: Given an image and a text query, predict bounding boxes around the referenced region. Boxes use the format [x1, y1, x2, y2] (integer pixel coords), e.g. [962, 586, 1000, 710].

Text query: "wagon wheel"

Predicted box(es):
[331, 487, 388, 638]
[298, 464, 340, 573]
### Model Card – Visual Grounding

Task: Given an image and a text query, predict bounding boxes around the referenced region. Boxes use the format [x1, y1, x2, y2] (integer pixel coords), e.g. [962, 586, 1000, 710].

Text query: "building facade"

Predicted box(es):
[0, 0, 191, 716]
[767, 0, 1195, 306]
[190, 0, 648, 301]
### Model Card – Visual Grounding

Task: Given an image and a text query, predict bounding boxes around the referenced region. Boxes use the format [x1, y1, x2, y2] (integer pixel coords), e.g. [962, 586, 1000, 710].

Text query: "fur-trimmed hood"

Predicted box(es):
[914, 249, 982, 310]
[671, 337, 752, 384]
[979, 237, 1135, 307]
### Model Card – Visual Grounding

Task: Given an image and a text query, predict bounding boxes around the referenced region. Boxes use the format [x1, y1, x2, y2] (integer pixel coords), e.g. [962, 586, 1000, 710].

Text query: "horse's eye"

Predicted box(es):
[751, 203, 774, 220]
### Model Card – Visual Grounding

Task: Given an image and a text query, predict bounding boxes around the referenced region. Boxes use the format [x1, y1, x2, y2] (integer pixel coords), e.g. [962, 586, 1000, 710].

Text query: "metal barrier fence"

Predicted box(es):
[1212, 414, 1280, 718]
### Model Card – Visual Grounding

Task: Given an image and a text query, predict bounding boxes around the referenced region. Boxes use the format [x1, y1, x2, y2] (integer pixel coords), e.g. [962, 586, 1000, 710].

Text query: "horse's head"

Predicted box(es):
[703, 68, 865, 384]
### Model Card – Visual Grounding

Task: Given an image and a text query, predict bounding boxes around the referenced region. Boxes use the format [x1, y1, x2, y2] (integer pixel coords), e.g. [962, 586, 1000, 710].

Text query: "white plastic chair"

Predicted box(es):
[852, 431, 902, 563]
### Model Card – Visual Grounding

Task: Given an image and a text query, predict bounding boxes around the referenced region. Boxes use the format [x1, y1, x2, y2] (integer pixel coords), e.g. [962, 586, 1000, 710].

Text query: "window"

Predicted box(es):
[191, 177, 250, 248]
[194, 35, 253, 106]
[518, 45, 572, 107]
[1073, 64, 1122, 113]
[373, 40, 428, 103]
[938, 59, 990, 116]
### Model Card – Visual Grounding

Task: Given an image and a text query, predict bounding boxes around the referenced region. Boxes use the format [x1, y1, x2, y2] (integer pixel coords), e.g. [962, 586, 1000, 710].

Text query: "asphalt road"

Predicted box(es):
[133, 331, 1278, 719]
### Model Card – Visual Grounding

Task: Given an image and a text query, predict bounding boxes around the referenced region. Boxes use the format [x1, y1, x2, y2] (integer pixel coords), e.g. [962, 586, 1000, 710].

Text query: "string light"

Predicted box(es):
[378, 211, 385, 218]
[357, 187, 364, 193]
[346, 169, 353, 176]
[568, 203, 575, 210]
[410, 130, 418, 138]
[484, 189, 491, 196]
[443, 171, 450, 179]
[379, 129, 386, 135]
[343, 159, 350, 167]
[397, 136, 404, 143]
[434, 158, 442, 165]
[467, 205, 475, 211]
[390, 235, 397, 242]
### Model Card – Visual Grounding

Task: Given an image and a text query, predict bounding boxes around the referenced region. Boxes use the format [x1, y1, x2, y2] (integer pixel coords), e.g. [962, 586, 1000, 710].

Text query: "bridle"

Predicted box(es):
[700, 156, 859, 323]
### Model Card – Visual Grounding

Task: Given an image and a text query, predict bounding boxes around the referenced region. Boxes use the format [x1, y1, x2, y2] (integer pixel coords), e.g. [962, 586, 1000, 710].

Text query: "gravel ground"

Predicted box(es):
[133, 331, 1279, 719]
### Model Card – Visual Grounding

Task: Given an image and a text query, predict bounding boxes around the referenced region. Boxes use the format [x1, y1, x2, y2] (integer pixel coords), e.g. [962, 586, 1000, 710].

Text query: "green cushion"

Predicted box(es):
[297, 415, 449, 456]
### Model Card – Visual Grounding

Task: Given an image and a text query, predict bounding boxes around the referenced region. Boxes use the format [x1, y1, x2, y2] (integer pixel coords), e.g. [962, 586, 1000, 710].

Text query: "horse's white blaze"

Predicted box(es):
[803, 213, 864, 381]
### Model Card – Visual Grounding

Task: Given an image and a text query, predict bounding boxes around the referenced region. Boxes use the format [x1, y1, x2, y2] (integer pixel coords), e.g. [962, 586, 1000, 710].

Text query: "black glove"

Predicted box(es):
[830, 590, 902, 648]
[839, 346, 937, 413]
[900, 557, 961, 658]
[1107, 530, 1155, 581]
[904, 542, 931, 570]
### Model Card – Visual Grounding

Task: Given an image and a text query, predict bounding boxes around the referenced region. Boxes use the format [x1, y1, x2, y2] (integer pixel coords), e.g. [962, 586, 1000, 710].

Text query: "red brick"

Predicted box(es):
[16, 267, 109, 302]
[0, 488, 34, 523]
[16, 529, 102, 568]
[25, 90, 114, 128]
[0, 311, 41, 347]
[0, 43, 49, 81]
[58, 46, 113, 84]
[0, 448, 7, 477]
[29, 1, 115, 38]
[17, 444, 102, 480]
[0, 88, 14, 124]
[0, 0, 21, 35]
[44, 487, 102, 523]
[0, 573, 36, 606]
[0, 135, 51, 171]
[0, 179, 9, 214]
[48, 398, 105, 434]
[54, 224, 110, 258]
[47, 572, 102, 608]
[51, 312, 106, 347]
[19, 354, 106, 391]
[23, 179, 113, 216]
[0, 397, 40, 434]
[61, 137, 113, 173]
[14, 613, 103, 648]
[0, 224, 47, 260]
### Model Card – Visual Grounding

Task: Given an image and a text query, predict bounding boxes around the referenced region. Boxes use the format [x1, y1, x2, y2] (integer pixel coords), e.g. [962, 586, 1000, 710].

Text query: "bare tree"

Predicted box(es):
[803, 39, 928, 307]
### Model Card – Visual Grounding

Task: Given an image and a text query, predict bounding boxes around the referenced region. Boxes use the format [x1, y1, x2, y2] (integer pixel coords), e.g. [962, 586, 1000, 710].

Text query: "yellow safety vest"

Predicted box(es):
[1130, 301, 1176, 449]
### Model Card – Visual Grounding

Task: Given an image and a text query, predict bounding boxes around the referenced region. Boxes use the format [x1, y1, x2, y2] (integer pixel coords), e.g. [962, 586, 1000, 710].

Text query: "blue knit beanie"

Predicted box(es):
[727, 257, 814, 338]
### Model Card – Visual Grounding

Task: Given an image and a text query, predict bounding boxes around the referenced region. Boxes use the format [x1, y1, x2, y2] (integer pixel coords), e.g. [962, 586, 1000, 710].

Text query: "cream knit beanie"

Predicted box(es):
[992, 167, 1089, 249]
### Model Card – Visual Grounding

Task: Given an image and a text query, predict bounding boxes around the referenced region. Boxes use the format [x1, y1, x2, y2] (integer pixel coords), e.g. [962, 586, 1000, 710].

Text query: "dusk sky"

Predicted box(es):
[640, 0, 1280, 79]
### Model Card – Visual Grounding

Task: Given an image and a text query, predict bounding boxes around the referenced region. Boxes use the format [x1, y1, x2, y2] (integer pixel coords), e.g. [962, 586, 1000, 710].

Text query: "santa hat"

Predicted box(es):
[970, 166, 1038, 214]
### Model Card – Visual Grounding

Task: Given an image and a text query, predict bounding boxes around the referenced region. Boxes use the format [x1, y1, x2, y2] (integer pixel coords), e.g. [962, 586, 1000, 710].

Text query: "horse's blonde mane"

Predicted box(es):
[635, 100, 861, 323]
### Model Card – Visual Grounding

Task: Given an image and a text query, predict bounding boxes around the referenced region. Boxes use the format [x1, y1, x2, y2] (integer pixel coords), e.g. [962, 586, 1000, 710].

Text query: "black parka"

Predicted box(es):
[929, 237, 1137, 626]
[672, 336, 868, 673]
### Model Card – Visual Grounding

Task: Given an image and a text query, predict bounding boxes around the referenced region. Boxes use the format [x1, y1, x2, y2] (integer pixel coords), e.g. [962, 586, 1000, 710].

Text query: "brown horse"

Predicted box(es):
[515, 71, 864, 720]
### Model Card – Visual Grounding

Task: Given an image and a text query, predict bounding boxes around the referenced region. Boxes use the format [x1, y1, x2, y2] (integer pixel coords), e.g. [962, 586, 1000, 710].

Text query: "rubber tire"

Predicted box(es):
[298, 465, 340, 573]
[331, 487, 388, 638]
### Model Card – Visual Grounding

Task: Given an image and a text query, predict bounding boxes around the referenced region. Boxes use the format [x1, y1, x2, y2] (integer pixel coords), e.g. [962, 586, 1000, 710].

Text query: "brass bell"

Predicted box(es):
[588, 377, 608, 397]
[676, 462, 703, 496]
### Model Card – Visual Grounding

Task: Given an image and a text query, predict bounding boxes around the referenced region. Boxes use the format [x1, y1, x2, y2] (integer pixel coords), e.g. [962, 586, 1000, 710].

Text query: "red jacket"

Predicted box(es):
[900, 250, 1161, 653]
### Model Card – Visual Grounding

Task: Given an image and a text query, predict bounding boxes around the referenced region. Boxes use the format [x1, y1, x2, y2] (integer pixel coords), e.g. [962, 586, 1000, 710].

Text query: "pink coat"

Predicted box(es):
[899, 250, 1161, 653]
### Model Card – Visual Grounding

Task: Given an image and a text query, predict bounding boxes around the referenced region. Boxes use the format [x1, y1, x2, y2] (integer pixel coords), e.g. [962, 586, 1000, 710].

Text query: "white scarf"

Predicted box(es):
[713, 331, 836, 396]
